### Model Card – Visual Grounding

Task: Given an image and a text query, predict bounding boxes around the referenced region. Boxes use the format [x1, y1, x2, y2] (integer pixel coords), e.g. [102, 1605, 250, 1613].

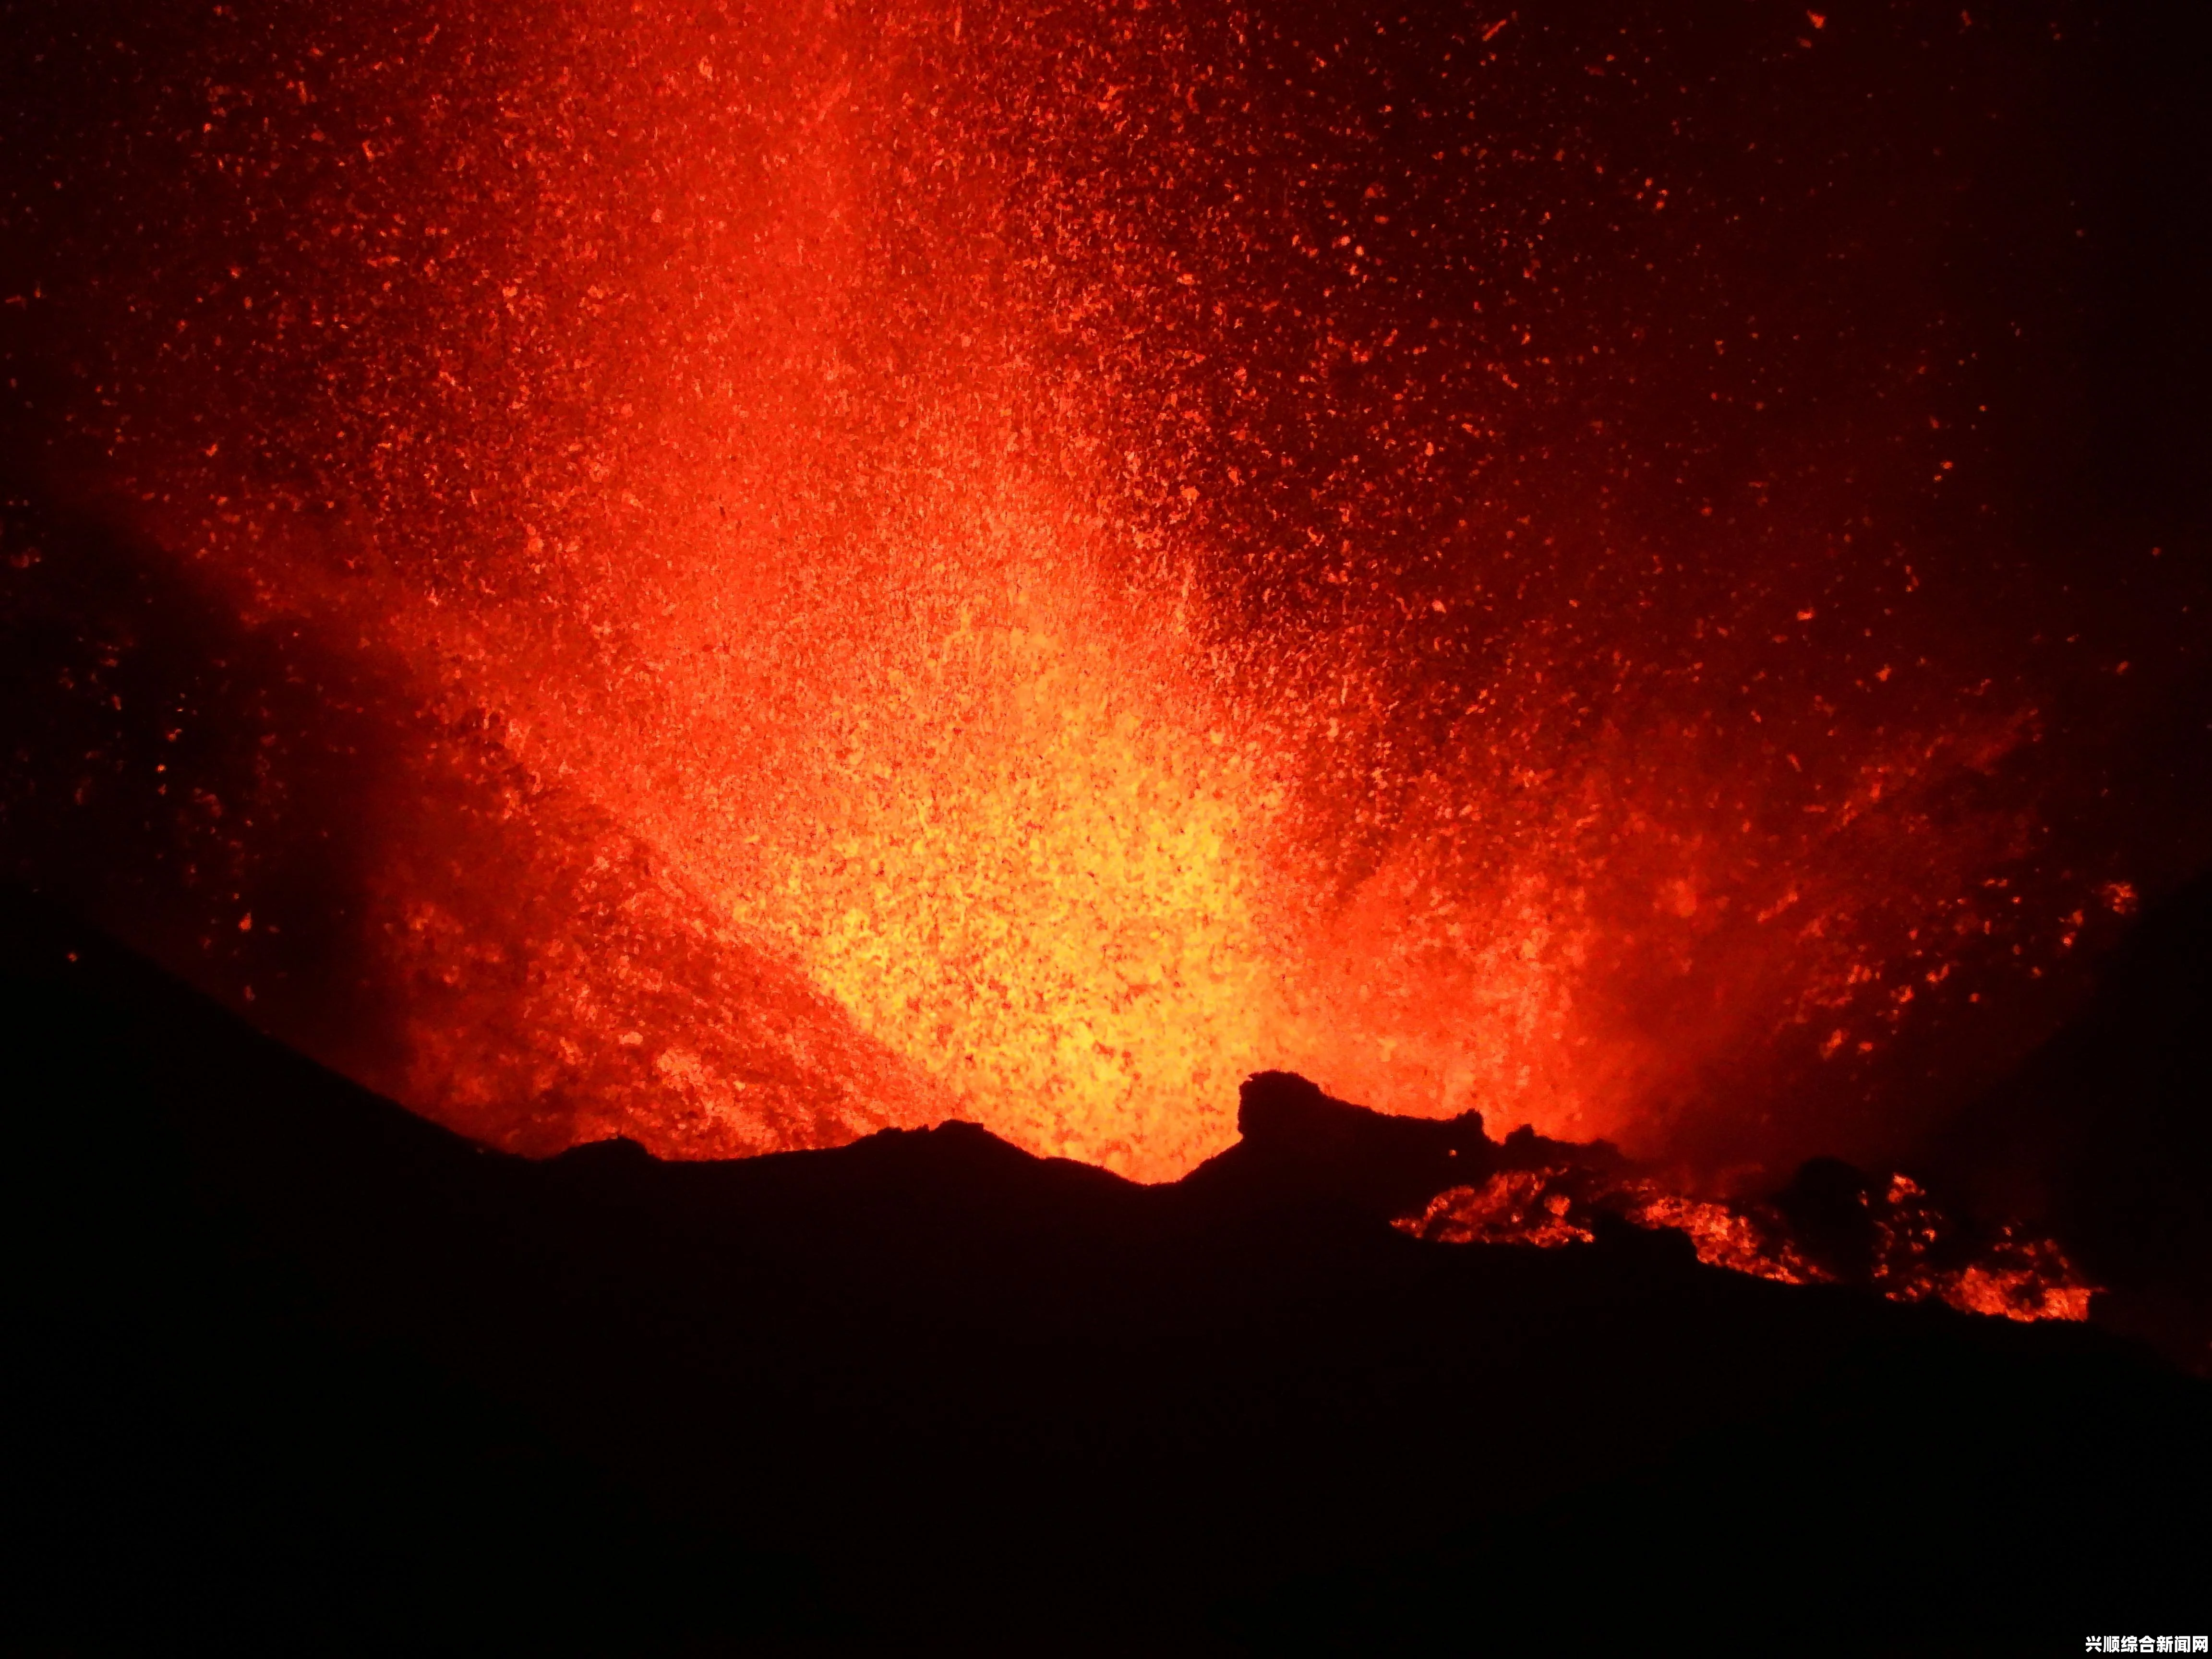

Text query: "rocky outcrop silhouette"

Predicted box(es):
[7, 885, 2207, 1652]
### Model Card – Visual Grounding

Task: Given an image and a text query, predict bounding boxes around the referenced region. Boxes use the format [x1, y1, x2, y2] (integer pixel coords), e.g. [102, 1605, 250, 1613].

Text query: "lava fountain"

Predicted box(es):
[3, 0, 2206, 1189]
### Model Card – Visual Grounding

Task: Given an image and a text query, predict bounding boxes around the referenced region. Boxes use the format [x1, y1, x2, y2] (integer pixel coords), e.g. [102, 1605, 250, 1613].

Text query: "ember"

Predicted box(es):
[3, 3, 2207, 1197]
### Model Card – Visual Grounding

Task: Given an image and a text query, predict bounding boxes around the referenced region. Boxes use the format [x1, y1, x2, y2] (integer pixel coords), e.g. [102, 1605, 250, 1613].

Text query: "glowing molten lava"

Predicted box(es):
[3, 0, 2205, 1204]
[1397, 1165, 2096, 1322]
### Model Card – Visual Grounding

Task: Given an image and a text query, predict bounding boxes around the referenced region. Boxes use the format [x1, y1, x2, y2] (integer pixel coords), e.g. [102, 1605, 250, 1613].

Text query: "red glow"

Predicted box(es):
[1398, 1166, 2097, 1322]
[5, 2, 2205, 1204]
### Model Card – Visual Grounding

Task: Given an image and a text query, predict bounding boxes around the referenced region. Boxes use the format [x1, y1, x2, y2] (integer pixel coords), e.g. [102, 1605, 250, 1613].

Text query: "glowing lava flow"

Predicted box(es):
[1397, 1165, 2098, 1323]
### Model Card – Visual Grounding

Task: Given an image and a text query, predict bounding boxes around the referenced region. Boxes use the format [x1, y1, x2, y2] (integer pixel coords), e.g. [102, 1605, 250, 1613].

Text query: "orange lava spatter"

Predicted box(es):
[6, 0, 2205, 1192]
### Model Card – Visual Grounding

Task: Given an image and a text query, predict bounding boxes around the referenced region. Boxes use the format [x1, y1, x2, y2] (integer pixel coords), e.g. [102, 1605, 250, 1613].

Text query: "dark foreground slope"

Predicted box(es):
[6, 888, 2205, 1655]
[1923, 869, 2212, 1367]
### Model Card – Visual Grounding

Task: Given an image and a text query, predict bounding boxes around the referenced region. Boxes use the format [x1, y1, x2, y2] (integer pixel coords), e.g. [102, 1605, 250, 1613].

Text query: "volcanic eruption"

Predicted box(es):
[8, 0, 2207, 1235]
[5, 0, 2211, 1647]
